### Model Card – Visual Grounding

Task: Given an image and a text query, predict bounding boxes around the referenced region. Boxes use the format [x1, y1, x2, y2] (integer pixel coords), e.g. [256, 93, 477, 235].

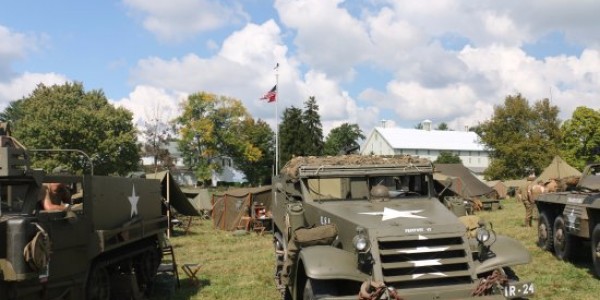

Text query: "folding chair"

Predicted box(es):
[182, 263, 202, 286]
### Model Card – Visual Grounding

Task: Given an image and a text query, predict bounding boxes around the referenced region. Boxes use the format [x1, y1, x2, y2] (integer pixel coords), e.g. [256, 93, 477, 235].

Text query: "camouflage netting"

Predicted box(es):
[281, 155, 432, 180]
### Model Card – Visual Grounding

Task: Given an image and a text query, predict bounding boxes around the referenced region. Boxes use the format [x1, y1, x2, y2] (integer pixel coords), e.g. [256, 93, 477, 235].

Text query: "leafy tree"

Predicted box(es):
[235, 118, 275, 185]
[436, 122, 450, 131]
[560, 106, 600, 169]
[434, 151, 462, 164]
[6, 82, 139, 175]
[0, 100, 24, 123]
[174, 92, 261, 181]
[479, 94, 561, 180]
[141, 105, 173, 172]
[302, 96, 324, 155]
[323, 123, 365, 155]
[278, 106, 307, 165]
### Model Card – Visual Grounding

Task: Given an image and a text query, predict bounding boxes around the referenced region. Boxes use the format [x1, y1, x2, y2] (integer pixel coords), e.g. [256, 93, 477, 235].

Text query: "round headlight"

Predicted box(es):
[353, 235, 370, 251]
[476, 228, 490, 243]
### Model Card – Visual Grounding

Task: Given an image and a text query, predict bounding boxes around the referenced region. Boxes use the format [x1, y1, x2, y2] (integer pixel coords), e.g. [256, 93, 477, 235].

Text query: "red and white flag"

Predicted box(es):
[260, 85, 277, 103]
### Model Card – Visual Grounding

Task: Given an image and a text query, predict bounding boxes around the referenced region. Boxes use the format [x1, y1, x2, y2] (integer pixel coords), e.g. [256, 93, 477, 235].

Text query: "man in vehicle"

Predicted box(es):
[40, 182, 71, 211]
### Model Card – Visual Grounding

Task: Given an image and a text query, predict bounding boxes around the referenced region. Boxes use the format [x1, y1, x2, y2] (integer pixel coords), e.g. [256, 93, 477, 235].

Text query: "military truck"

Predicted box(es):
[0, 125, 168, 299]
[536, 163, 600, 277]
[272, 155, 534, 300]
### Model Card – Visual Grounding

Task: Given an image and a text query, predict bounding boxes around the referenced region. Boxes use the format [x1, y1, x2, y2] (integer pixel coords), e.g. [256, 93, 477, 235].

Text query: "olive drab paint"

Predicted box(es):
[272, 155, 535, 300]
[0, 122, 169, 299]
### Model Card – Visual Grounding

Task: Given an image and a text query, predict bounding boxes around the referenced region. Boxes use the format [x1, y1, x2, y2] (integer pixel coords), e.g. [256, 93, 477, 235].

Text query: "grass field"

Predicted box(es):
[160, 198, 600, 299]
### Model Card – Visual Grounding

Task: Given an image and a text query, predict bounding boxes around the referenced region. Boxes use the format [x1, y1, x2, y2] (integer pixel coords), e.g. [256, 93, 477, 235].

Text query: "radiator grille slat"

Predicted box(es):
[377, 235, 473, 289]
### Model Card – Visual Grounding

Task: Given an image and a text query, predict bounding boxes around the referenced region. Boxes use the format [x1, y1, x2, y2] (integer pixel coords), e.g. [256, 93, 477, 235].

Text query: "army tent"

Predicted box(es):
[434, 164, 495, 198]
[146, 171, 200, 217]
[486, 180, 508, 199]
[212, 186, 272, 231]
[536, 156, 581, 183]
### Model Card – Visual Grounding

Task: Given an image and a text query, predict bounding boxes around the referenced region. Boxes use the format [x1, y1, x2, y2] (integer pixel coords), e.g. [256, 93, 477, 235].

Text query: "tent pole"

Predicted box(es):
[167, 171, 171, 239]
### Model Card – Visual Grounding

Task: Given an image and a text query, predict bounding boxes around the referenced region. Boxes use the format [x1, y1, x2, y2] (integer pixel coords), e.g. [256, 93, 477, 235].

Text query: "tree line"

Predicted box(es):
[0, 83, 598, 184]
[0, 82, 364, 186]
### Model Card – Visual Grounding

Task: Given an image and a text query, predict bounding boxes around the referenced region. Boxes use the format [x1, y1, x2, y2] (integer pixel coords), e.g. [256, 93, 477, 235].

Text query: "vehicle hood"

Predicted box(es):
[308, 198, 466, 236]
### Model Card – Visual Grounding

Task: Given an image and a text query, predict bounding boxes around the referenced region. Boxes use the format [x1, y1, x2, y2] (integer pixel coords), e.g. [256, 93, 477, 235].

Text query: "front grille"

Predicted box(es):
[377, 235, 472, 289]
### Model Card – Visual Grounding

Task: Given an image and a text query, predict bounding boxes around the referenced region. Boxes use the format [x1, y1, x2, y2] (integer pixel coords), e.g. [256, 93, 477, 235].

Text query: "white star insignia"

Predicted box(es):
[398, 246, 449, 254]
[412, 272, 447, 279]
[128, 185, 139, 218]
[359, 207, 426, 221]
[410, 259, 442, 267]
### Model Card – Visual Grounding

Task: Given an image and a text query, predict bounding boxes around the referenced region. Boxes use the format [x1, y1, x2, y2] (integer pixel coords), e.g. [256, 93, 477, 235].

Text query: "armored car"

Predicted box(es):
[272, 155, 534, 300]
[536, 162, 600, 277]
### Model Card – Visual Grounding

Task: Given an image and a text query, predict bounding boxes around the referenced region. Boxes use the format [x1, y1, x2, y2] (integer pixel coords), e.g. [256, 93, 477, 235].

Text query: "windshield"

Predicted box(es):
[304, 174, 431, 201]
[579, 164, 600, 192]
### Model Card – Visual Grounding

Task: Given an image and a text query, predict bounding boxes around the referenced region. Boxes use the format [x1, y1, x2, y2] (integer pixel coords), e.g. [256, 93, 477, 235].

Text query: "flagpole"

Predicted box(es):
[275, 63, 279, 176]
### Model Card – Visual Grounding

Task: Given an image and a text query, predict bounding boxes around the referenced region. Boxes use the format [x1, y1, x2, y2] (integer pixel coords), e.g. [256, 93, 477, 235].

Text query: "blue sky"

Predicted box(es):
[1, 0, 599, 137]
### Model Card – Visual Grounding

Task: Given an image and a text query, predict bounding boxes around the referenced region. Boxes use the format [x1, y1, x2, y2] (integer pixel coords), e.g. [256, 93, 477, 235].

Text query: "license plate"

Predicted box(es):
[503, 281, 535, 298]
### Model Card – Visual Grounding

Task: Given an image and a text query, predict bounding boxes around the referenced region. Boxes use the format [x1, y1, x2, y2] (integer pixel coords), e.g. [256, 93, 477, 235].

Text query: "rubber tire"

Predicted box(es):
[303, 279, 336, 300]
[553, 216, 575, 260]
[86, 265, 111, 300]
[591, 224, 600, 278]
[537, 212, 554, 251]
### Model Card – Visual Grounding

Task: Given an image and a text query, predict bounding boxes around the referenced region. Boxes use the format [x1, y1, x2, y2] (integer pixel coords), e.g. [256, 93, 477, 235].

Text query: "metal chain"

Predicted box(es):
[472, 269, 508, 297]
[358, 280, 405, 300]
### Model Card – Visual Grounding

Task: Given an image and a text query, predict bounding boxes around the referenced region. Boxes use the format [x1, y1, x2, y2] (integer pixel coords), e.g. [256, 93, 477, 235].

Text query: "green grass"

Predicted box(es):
[478, 199, 600, 300]
[162, 199, 600, 299]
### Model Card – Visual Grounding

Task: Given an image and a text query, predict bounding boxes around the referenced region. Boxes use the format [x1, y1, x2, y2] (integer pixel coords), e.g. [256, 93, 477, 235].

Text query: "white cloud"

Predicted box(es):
[0, 72, 68, 111]
[0, 25, 45, 80]
[123, 0, 248, 42]
[276, 0, 372, 79]
[110, 85, 185, 129]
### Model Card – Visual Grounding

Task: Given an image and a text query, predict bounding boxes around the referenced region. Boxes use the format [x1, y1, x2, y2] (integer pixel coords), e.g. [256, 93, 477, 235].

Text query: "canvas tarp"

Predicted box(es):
[434, 164, 495, 198]
[536, 156, 581, 183]
[146, 171, 200, 216]
[212, 186, 272, 231]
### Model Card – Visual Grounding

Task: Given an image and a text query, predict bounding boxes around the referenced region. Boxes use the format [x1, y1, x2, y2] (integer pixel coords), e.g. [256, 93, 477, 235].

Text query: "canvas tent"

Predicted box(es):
[145, 171, 200, 217]
[536, 156, 581, 183]
[434, 164, 495, 198]
[212, 186, 272, 231]
[486, 180, 508, 199]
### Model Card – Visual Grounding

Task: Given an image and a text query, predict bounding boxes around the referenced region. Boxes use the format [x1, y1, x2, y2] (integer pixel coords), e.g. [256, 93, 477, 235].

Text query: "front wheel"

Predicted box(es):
[553, 216, 576, 260]
[537, 212, 553, 251]
[86, 264, 111, 300]
[303, 279, 337, 300]
[591, 224, 600, 278]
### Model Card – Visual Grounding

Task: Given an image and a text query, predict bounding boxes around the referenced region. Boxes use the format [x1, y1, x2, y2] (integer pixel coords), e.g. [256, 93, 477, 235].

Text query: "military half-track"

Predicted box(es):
[0, 126, 168, 299]
[272, 155, 534, 300]
[536, 163, 600, 277]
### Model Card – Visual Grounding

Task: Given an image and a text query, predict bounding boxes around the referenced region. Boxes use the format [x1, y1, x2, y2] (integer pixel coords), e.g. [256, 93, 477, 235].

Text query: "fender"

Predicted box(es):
[474, 235, 532, 274]
[298, 246, 369, 282]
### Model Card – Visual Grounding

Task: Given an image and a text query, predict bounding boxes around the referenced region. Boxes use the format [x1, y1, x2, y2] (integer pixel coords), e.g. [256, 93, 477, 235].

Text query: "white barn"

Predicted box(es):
[360, 124, 490, 175]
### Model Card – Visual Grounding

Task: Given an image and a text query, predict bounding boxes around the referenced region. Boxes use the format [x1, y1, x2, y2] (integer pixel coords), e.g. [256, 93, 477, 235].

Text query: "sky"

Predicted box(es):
[1, 0, 599, 139]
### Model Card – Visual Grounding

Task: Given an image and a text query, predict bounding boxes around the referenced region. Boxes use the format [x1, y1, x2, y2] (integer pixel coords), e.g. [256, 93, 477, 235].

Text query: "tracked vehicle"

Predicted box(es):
[272, 155, 534, 299]
[536, 163, 600, 277]
[0, 124, 168, 299]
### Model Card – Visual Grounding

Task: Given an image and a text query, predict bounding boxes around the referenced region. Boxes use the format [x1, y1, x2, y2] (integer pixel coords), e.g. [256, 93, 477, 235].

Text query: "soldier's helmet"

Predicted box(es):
[370, 184, 390, 201]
